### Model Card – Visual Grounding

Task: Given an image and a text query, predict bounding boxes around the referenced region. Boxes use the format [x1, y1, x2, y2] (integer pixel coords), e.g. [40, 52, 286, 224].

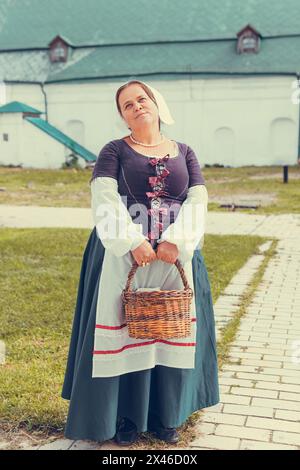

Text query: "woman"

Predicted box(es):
[61, 80, 220, 446]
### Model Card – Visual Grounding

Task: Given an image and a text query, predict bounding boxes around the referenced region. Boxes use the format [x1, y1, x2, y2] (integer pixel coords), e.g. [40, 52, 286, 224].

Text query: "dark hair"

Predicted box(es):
[115, 80, 161, 131]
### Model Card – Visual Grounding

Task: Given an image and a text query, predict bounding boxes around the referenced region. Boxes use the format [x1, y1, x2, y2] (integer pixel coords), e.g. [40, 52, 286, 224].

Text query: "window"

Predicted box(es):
[237, 24, 261, 54]
[241, 36, 257, 50]
[53, 45, 65, 59]
[48, 36, 69, 63]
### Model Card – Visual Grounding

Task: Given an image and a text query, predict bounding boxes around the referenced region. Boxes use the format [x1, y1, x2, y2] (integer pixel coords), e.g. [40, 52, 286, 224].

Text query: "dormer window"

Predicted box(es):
[48, 35, 70, 63]
[236, 24, 261, 54]
[53, 44, 65, 60]
[241, 36, 257, 50]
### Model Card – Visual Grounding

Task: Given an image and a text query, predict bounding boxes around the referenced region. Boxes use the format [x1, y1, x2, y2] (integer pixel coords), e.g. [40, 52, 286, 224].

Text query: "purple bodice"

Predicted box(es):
[90, 138, 205, 249]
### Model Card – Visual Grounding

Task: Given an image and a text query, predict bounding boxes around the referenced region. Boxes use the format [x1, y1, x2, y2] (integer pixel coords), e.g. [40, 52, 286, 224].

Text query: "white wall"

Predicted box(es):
[44, 76, 299, 167]
[0, 113, 22, 165]
[0, 110, 83, 169]
[1, 76, 299, 168]
[4, 83, 45, 116]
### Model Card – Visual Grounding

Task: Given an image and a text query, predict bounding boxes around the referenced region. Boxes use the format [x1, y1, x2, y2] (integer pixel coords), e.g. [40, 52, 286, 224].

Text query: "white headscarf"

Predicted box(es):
[121, 79, 175, 125]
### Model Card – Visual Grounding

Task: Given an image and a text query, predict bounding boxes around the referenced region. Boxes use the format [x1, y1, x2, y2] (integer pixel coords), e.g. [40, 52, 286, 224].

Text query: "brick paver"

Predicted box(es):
[190, 228, 300, 450]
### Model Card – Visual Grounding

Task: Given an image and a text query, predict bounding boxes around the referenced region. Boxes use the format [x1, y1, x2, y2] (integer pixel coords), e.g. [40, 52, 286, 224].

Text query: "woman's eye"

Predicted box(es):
[125, 98, 145, 109]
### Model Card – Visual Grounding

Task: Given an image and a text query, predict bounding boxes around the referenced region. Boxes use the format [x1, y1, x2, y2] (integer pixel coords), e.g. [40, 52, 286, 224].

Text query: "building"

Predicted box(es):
[0, 0, 300, 168]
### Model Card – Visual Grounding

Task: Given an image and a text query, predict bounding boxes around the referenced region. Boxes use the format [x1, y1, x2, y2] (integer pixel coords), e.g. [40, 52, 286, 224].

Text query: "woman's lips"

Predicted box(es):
[136, 112, 148, 118]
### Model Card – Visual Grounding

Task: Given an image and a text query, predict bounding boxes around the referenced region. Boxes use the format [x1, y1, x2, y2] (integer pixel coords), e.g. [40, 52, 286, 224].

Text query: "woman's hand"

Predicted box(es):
[131, 240, 157, 266]
[156, 241, 179, 264]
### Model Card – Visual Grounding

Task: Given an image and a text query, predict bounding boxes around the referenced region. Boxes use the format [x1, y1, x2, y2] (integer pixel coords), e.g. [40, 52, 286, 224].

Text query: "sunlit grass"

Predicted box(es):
[0, 164, 299, 213]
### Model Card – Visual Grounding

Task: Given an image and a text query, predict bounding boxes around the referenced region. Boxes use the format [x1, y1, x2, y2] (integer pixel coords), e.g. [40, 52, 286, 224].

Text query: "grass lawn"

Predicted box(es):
[0, 227, 270, 444]
[0, 164, 299, 214]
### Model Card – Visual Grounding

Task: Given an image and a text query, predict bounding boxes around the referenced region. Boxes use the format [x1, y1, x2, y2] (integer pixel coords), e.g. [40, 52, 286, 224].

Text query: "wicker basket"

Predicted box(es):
[121, 259, 193, 339]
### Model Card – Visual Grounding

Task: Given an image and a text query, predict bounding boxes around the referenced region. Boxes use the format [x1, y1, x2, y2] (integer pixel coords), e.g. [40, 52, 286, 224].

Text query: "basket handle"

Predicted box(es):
[124, 258, 191, 293]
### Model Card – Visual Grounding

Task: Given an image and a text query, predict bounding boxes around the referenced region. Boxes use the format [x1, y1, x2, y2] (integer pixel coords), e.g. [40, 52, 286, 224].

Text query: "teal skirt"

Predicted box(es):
[61, 227, 220, 442]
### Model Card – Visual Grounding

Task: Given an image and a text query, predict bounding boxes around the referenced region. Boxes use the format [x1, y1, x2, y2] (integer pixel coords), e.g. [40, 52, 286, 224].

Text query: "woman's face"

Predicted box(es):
[118, 84, 159, 131]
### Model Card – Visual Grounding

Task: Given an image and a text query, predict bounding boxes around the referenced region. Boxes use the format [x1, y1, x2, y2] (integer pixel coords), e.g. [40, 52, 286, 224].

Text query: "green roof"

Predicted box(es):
[1, 0, 300, 49]
[25, 117, 97, 162]
[1, 0, 300, 81]
[47, 36, 300, 82]
[0, 101, 43, 114]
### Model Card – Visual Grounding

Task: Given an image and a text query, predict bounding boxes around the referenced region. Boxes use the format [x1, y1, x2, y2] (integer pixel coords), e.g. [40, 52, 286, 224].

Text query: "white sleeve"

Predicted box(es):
[91, 176, 147, 257]
[157, 184, 208, 263]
